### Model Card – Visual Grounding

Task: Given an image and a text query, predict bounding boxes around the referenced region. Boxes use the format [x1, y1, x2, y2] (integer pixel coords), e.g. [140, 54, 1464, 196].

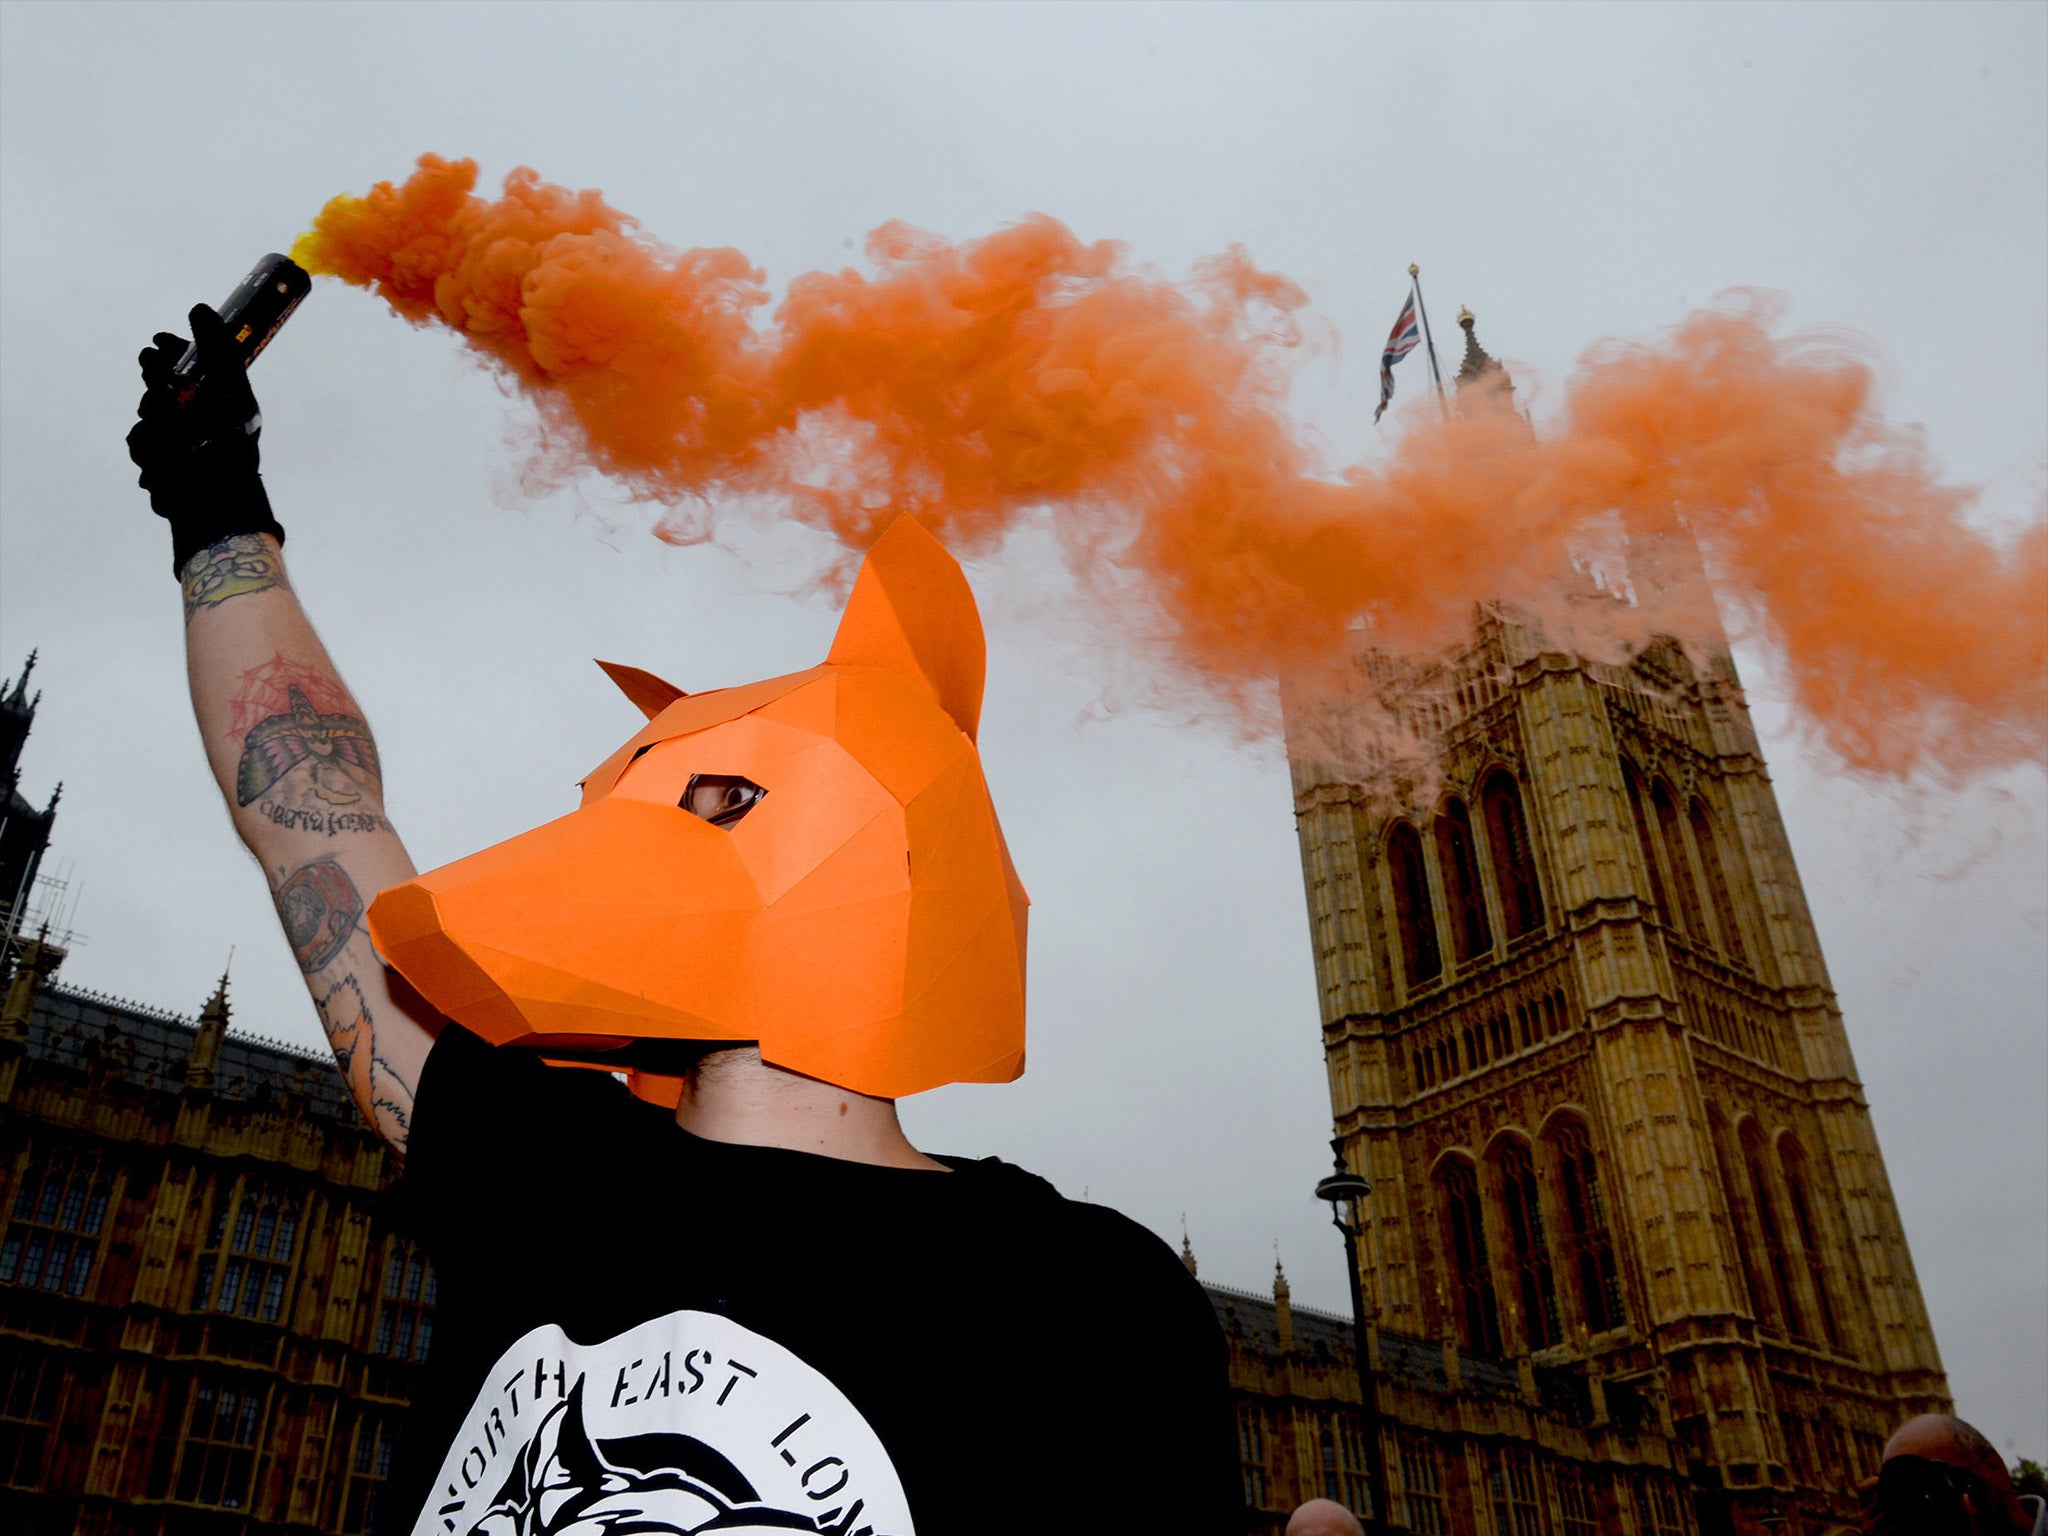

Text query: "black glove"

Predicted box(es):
[127, 303, 286, 576]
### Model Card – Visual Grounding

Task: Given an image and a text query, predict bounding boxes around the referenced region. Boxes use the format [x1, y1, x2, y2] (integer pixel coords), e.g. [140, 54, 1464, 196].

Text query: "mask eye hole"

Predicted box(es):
[682, 774, 766, 829]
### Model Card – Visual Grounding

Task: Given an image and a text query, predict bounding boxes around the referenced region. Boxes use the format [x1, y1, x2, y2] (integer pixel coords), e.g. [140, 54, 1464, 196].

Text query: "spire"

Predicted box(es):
[186, 961, 231, 1093]
[1180, 1216, 1198, 1278]
[203, 964, 232, 1020]
[0, 651, 41, 786]
[1453, 306, 1521, 421]
[1454, 306, 1499, 386]
[6, 651, 35, 709]
[1272, 1247, 1294, 1351]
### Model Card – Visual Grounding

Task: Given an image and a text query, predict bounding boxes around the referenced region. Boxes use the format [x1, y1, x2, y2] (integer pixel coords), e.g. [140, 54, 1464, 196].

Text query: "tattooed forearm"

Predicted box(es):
[274, 857, 364, 973]
[181, 534, 291, 624]
[236, 685, 384, 809]
[314, 971, 416, 1150]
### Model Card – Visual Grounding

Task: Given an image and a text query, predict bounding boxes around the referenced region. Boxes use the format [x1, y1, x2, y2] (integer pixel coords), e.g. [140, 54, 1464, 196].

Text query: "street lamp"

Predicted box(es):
[1315, 1137, 1393, 1536]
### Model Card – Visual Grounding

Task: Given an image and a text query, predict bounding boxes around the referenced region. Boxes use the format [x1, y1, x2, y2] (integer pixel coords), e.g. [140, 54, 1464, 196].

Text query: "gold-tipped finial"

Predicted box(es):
[1458, 305, 1475, 328]
[1408, 263, 1419, 277]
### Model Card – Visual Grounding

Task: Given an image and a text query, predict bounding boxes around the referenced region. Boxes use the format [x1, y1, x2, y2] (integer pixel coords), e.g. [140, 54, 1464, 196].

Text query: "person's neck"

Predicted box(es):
[673, 1049, 949, 1172]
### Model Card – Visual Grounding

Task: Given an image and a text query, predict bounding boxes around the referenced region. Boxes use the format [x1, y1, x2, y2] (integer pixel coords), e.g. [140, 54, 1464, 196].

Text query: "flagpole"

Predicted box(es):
[1408, 263, 1448, 416]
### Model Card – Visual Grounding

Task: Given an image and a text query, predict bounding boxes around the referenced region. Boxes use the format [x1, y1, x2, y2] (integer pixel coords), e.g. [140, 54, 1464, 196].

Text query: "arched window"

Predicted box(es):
[1688, 797, 1750, 966]
[1740, 1118, 1805, 1339]
[1437, 1158, 1503, 1356]
[1481, 772, 1544, 939]
[1651, 779, 1710, 943]
[1434, 799, 1493, 964]
[1779, 1137, 1843, 1352]
[1547, 1117, 1625, 1334]
[1707, 1107, 1775, 1328]
[1623, 766, 1670, 925]
[1491, 1139, 1561, 1350]
[1386, 822, 1442, 989]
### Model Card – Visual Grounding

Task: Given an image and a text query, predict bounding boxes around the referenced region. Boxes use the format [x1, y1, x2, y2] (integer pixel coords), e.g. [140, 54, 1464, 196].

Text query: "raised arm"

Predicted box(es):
[130, 305, 434, 1150]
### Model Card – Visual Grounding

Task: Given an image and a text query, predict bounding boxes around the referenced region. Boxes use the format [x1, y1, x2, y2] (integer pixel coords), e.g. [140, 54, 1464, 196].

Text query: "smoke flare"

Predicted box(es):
[295, 154, 2047, 782]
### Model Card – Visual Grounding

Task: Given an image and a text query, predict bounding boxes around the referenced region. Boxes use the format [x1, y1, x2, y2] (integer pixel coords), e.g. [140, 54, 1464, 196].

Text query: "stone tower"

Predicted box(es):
[2, 650, 62, 961]
[1284, 317, 1948, 1534]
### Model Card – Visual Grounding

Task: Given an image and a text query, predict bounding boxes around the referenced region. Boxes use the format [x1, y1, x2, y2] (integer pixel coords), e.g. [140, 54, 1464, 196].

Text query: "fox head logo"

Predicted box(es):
[367, 517, 1028, 1100]
[469, 1381, 894, 1536]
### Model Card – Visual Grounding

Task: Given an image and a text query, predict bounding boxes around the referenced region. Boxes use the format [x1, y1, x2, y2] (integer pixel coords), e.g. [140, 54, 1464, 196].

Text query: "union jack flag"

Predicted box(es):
[1374, 289, 1422, 423]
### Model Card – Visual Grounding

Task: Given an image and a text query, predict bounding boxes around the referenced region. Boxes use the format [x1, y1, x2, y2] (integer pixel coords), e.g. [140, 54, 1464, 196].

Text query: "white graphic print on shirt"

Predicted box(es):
[411, 1311, 914, 1536]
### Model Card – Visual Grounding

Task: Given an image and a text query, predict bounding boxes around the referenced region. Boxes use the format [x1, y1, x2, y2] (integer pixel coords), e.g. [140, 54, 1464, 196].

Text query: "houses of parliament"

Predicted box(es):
[0, 326, 1946, 1535]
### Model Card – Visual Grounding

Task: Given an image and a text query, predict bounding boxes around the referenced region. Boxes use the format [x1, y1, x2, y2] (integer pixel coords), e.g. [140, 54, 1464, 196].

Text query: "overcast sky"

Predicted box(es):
[2, 0, 2042, 1461]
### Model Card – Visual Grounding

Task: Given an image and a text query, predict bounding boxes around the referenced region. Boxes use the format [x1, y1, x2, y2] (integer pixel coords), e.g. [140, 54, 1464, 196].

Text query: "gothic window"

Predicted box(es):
[171, 1373, 267, 1508]
[1624, 765, 1671, 924]
[1486, 1444, 1546, 1536]
[1481, 771, 1545, 939]
[338, 1410, 398, 1534]
[1437, 1158, 1503, 1356]
[1385, 822, 1442, 988]
[0, 1146, 114, 1298]
[1318, 1414, 1371, 1515]
[193, 1176, 302, 1325]
[1491, 1138, 1561, 1350]
[1740, 1118, 1806, 1339]
[1434, 798, 1493, 964]
[1634, 1474, 1688, 1536]
[1548, 1116, 1625, 1334]
[1708, 1107, 1777, 1328]
[1237, 1404, 1270, 1510]
[1399, 1435, 1448, 1536]
[1652, 779, 1711, 943]
[0, 1344, 62, 1488]
[370, 1240, 438, 1363]
[1688, 797, 1751, 966]
[1557, 1465, 1600, 1536]
[1779, 1137, 1845, 1352]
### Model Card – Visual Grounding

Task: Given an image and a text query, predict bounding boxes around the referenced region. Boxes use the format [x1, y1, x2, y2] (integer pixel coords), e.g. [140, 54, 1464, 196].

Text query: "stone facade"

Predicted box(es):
[1210, 1262, 1693, 1536]
[1283, 599, 1948, 1534]
[0, 955, 427, 1536]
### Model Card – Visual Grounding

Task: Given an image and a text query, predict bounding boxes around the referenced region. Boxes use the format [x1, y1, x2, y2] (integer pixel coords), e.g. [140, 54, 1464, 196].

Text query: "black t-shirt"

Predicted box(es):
[376, 1025, 1242, 1536]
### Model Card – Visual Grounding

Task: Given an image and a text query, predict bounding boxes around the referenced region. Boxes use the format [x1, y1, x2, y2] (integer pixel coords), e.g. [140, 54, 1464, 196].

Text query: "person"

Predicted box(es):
[1286, 1498, 1365, 1536]
[1865, 1414, 2037, 1536]
[130, 301, 1242, 1535]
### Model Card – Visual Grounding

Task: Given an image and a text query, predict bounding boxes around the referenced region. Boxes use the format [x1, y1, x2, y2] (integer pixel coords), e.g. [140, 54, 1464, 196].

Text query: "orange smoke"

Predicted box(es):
[295, 154, 2047, 782]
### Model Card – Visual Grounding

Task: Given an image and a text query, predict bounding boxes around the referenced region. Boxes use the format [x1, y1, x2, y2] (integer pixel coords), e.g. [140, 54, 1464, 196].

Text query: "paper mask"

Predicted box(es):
[365, 517, 1028, 1101]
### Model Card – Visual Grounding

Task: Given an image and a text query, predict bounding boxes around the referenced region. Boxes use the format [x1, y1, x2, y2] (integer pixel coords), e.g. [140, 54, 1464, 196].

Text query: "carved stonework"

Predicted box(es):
[1286, 603, 1948, 1534]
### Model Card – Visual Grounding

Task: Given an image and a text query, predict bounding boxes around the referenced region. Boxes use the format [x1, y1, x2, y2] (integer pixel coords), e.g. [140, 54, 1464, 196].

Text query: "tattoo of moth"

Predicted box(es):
[181, 533, 290, 623]
[237, 686, 383, 808]
[275, 858, 364, 973]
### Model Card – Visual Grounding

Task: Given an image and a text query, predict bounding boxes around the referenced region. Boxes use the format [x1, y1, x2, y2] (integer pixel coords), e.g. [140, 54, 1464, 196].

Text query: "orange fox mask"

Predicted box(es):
[365, 517, 1028, 1102]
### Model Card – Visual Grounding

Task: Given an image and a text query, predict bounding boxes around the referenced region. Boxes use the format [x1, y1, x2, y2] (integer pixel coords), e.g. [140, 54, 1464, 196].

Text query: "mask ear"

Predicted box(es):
[595, 659, 687, 720]
[826, 516, 986, 740]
